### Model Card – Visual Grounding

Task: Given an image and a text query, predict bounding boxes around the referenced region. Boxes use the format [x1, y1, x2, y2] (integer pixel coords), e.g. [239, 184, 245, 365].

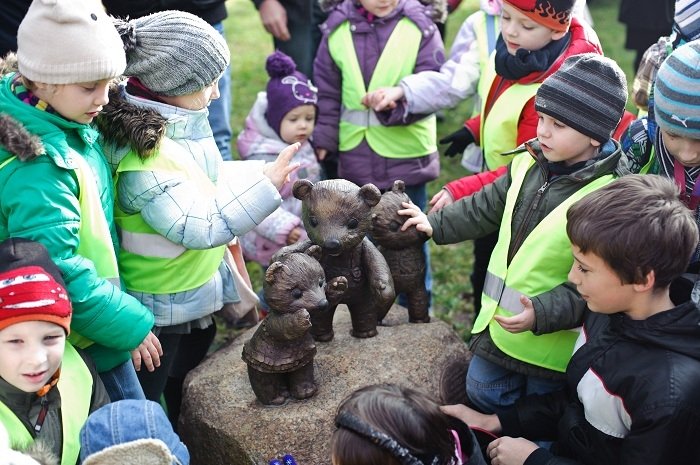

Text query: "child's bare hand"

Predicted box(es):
[362, 87, 403, 111]
[428, 188, 454, 213]
[315, 147, 328, 161]
[440, 404, 502, 433]
[486, 437, 539, 465]
[399, 201, 433, 236]
[286, 227, 303, 245]
[131, 331, 163, 372]
[493, 295, 535, 333]
[263, 142, 301, 190]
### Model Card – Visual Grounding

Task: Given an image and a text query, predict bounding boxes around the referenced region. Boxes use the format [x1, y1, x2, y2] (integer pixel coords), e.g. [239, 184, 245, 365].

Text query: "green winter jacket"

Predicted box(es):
[428, 138, 629, 379]
[0, 72, 154, 372]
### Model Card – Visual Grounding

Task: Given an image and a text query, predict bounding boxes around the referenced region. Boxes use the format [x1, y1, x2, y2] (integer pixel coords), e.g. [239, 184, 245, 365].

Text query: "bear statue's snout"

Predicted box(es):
[323, 239, 342, 255]
[314, 298, 329, 312]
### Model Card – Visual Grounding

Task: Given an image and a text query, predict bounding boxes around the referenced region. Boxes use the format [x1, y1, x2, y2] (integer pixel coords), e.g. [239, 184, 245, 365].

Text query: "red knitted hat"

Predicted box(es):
[0, 239, 72, 334]
[504, 0, 574, 32]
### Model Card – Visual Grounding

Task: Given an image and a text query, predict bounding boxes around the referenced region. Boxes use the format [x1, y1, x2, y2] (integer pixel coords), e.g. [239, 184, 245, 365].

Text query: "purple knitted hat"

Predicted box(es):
[264, 50, 318, 138]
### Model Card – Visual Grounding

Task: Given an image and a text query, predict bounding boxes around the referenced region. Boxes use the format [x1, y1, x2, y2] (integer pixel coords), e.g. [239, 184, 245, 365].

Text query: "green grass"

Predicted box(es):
[215, 0, 633, 346]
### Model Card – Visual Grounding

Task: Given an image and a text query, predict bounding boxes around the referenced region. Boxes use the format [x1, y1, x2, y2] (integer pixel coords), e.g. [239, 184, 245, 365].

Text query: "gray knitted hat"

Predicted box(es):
[535, 53, 628, 143]
[654, 40, 700, 139]
[115, 10, 230, 96]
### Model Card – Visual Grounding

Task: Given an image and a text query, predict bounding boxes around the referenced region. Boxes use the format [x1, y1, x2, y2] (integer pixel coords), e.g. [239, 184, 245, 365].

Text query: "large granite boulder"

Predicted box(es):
[179, 305, 472, 465]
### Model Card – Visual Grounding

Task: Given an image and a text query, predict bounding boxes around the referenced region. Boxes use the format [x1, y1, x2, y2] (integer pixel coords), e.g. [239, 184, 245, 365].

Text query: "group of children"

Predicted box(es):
[2, 0, 700, 464]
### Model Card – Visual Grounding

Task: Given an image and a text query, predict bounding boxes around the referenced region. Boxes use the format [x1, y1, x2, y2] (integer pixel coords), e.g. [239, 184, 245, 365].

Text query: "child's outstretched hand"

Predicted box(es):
[361, 86, 403, 111]
[428, 188, 455, 213]
[493, 295, 535, 333]
[263, 142, 301, 190]
[399, 201, 433, 237]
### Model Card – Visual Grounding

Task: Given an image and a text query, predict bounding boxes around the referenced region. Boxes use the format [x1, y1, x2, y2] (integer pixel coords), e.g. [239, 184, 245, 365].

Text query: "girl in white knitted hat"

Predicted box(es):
[0, 0, 161, 403]
[96, 10, 299, 426]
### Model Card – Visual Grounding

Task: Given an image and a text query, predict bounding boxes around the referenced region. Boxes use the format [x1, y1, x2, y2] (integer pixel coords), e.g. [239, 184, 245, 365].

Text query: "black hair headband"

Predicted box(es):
[335, 412, 439, 465]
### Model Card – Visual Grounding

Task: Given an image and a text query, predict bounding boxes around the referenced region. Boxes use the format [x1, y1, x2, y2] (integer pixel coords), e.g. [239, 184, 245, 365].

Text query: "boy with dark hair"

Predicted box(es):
[442, 174, 700, 465]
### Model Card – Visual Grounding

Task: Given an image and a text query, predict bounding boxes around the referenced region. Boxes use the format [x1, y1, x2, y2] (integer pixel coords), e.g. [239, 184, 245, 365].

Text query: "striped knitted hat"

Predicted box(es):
[654, 40, 700, 140]
[535, 53, 627, 143]
[504, 0, 574, 32]
[0, 238, 71, 334]
[675, 0, 700, 42]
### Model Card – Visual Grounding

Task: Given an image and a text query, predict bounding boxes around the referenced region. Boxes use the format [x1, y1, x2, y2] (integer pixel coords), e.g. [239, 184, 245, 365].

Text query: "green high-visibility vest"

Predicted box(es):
[0, 154, 119, 350]
[0, 343, 92, 465]
[329, 18, 437, 158]
[477, 53, 541, 170]
[470, 10, 500, 118]
[474, 153, 614, 372]
[114, 138, 225, 294]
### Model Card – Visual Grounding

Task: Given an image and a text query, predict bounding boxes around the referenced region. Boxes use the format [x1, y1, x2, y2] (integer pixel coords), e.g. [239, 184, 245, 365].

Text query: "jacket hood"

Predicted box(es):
[613, 300, 700, 362]
[0, 54, 45, 162]
[95, 85, 166, 160]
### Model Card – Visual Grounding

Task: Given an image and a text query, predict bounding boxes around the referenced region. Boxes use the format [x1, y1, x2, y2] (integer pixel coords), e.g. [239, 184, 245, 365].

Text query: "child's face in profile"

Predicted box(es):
[279, 104, 316, 145]
[0, 321, 65, 393]
[500, 3, 566, 55]
[359, 0, 399, 17]
[35, 79, 111, 124]
[161, 79, 221, 111]
[536, 112, 599, 166]
[661, 129, 700, 168]
[568, 245, 634, 315]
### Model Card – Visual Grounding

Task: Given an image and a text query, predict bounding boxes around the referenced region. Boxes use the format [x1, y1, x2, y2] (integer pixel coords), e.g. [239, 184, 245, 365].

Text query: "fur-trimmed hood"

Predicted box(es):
[95, 85, 166, 160]
[0, 54, 45, 162]
[319, 0, 447, 24]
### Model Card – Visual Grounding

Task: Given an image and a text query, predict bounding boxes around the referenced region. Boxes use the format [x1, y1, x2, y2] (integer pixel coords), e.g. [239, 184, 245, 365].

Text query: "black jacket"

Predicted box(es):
[103, 0, 227, 25]
[498, 300, 700, 465]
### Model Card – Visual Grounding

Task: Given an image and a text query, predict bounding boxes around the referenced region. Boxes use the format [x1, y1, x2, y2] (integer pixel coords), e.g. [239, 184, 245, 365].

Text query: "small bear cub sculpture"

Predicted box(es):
[242, 246, 347, 406]
[278, 179, 395, 342]
[371, 180, 430, 323]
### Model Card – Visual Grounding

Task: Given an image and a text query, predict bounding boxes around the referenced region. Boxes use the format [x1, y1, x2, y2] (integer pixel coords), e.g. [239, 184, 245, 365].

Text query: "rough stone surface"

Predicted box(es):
[179, 305, 472, 465]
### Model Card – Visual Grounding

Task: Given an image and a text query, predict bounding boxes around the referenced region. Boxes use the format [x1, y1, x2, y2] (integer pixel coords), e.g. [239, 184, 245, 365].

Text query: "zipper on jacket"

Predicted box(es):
[508, 179, 549, 264]
[34, 396, 49, 434]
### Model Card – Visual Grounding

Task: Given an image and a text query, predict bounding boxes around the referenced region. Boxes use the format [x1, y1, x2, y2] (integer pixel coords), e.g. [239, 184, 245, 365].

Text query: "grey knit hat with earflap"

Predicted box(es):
[115, 10, 230, 96]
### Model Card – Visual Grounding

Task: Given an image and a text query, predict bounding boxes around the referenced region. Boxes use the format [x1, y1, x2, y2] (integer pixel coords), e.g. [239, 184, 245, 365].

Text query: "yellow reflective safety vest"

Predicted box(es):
[470, 11, 500, 117]
[473, 153, 614, 372]
[329, 18, 437, 158]
[0, 154, 119, 350]
[114, 138, 226, 294]
[0, 343, 92, 465]
[477, 54, 541, 170]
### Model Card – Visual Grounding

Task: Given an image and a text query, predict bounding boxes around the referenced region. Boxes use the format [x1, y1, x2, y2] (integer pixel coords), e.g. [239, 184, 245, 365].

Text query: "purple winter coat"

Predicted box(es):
[312, 0, 445, 190]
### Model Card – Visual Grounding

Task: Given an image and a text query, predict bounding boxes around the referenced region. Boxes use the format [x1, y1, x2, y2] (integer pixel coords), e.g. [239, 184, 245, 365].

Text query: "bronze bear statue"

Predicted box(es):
[242, 246, 347, 406]
[276, 179, 395, 342]
[370, 180, 430, 323]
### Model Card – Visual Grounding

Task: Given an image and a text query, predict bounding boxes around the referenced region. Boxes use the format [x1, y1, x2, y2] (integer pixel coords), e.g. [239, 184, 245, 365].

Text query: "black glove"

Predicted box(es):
[439, 127, 475, 158]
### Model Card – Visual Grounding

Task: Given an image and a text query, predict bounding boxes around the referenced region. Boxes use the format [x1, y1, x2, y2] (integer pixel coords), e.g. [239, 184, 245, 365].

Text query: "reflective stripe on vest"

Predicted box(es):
[477, 53, 541, 170]
[329, 18, 437, 158]
[0, 155, 118, 350]
[473, 153, 615, 372]
[114, 138, 225, 294]
[0, 343, 92, 465]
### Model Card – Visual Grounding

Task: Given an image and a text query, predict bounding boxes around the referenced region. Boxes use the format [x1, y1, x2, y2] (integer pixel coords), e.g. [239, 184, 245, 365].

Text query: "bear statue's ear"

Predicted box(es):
[391, 180, 405, 194]
[306, 245, 323, 262]
[293, 179, 314, 201]
[359, 183, 381, 208]
[265, 262, 287, 285]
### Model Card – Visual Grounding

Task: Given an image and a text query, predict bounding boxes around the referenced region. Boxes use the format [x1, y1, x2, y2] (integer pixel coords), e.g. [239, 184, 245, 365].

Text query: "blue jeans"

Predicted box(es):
[398, 183, 432, 309]
[210, 22, 233, 161]
[99, 359, 146, 401]
[466, 354, 564, 415]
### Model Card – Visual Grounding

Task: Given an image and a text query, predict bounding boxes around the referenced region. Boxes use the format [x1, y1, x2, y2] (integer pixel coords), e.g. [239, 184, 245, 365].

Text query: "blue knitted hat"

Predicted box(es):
[654, 40, 700, 139]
